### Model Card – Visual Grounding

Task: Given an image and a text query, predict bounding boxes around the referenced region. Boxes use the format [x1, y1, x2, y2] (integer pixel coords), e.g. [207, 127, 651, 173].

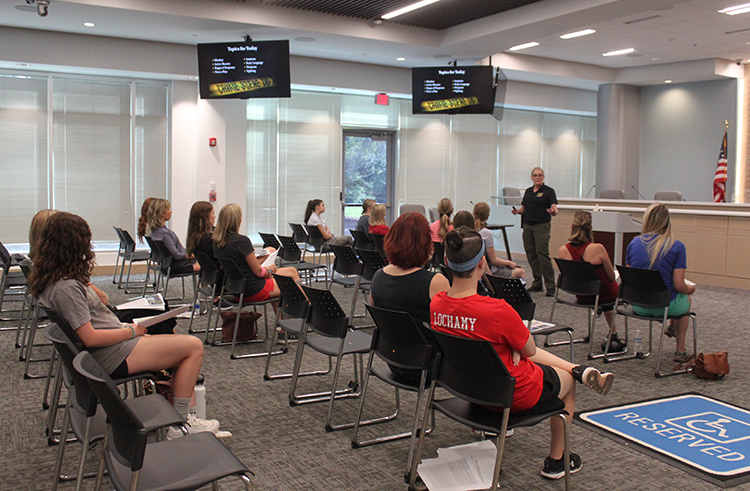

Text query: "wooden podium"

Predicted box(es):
[591, 211, 641, 265]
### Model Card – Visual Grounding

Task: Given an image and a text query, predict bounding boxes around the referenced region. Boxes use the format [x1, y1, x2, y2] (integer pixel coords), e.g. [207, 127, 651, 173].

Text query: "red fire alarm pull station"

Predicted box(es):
[209, 137, 217, 147]
[375, 93, 389, 106]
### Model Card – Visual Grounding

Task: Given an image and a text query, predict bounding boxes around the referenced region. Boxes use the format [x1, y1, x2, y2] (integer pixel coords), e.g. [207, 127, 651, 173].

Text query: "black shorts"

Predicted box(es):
[110, 358, 129, 379]
[515, 363, 563, 416]
[170, 258, 196, 275]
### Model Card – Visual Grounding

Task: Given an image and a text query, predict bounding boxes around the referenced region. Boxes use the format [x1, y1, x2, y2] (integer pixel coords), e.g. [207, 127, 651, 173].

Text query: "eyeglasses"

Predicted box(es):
[531, 173, 544, 177]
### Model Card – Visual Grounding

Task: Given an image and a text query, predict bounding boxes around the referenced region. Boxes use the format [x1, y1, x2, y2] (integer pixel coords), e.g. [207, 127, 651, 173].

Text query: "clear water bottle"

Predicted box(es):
[633, 330, 643, 358]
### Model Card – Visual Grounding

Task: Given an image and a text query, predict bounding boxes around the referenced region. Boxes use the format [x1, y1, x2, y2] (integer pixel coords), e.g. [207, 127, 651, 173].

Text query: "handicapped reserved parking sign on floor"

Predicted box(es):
[577, 394, 750, 487]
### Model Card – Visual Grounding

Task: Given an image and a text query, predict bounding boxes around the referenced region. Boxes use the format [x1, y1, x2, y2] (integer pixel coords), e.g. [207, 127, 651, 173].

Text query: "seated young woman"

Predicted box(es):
[369, 212, 450, 382]
[368, 204, 390, 236]
[557, 210, 621, 352]
[429, 197, 453, 242]
[304, 199, 353, 252]
[30, 209, 174, 335]
[30, 212, 227, 439]
[430, 226, 615, 479]
[472, 202, 525, 279]
[213, 203, 300, 303]
[147, 198, 200, 274]
[626, 203, 696, 362]
[137, 197, 156, 243]
[356, 199, 375, 234]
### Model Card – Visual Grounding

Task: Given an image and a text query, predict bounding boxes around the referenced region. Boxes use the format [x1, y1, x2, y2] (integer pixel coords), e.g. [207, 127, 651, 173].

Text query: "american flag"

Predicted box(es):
[713, 130, 728, 203]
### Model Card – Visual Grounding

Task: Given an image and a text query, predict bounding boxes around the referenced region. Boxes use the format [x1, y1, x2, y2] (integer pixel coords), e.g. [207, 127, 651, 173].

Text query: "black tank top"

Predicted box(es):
[370, 268, 436, 324]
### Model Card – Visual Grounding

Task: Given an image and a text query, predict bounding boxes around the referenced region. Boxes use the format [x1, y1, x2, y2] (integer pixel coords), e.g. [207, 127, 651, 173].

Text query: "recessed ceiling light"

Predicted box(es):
[719, 3, 750, 15]
[560, 29, 596, 39]
[294, 37, 316, 43]
[396, 57, 406, 61]
[652, 57, 662, 61]
[665, 80, 672, 83]
[83, 22, 95, 27]
[603, 48, 635, 56]
[509, 42, 540, 51]
[382, 0, 440, 20]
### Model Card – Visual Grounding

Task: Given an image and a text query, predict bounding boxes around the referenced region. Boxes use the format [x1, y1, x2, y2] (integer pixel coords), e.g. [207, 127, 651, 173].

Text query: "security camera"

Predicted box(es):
[737, 60, 744, 66]
[25, 0, 49, 17]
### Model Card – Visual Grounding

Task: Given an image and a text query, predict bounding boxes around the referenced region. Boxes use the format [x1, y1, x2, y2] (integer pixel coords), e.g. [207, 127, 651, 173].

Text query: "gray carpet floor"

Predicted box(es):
[1, 266, 749, 490]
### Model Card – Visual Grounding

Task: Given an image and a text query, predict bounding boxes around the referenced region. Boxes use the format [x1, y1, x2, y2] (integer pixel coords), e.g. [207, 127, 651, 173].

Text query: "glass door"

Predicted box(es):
[342, 130, 395, 233]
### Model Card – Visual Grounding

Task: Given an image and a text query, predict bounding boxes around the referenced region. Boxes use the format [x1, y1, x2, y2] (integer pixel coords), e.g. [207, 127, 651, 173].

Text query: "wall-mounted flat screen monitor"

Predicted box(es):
[412, 66, 496, 114]
[198, 40, 291, 99]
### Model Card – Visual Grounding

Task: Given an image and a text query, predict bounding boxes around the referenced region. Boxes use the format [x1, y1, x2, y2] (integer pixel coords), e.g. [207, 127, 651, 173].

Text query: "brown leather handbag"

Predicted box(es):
[689, 352, 729, 380]
[220, 311, 261, 343]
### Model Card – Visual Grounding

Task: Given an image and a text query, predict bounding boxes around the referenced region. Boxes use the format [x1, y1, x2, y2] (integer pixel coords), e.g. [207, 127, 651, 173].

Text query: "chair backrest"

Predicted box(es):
[288, 223, 309, 244]
[429, 328, 515, 408]
[428, 207, 439, 222]
[113, 227, 126, 250]
[599, 189, 625, 199]
[43, 324, 97, 417]
[214, 256, 248, 297]
[349, 229, 373, 250]
[258, 232, 281, 250]
[368, 233, 387, 259]
[329, 244, 362, 276]
[151, 240, 174, 271]
[365, 305, 432, 371]
[120, 229, 139, 253]
[653, 190, 682, 201]
[486, 276, 536, 322]
[301, 286, 350, 338]
[356, 248, 386, 281]
[616, 264, 671, 309]
[0, 240, 13, 271]
[73, 351, 147, 472]
[193, 250, 221, 286]
[44, 308, 87, 352]
[554, 257, 601, 296]
[273, 273, 309, 319]
[430, 241, 445, 268]
[305, 224, 326, 250]
[276, 235, 302, 263]
[399, 204, 426, 218]
[144, 236, 163, 265]
[502, 186, 522, 206]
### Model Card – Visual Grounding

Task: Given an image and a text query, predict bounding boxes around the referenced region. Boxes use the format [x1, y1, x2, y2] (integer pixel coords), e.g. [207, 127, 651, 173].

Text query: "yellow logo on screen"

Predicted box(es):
[209, 77, 276, 96]
[421, 97, 479, 112]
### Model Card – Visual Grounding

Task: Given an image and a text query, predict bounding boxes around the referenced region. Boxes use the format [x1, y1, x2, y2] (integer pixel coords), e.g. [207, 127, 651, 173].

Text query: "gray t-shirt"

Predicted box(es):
[479, 227, 512, 278]
[38, 279, 138, 374]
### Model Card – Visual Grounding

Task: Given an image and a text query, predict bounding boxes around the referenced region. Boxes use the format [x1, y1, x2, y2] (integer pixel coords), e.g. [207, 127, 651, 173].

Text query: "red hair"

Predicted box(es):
[384, 212, 433, 268]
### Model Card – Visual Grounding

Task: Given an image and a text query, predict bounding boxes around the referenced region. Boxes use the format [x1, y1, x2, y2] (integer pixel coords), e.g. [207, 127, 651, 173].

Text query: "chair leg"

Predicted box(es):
[488, 409, 511, 491]
[51, 404, 71, 491]
[408, 380, 439, 489]
[42, 351, 59, 409]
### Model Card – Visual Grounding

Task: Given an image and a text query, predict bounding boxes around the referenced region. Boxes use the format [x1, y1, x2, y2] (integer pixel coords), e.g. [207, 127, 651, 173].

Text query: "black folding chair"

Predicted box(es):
[213, 256, 281, 360]
[547, 257, 616, 359]
[141, 236, 163, 297]
[487, 275, 576, 362]
[191, 251, 223, 336]
[0, 240, 26, 323]
[350, 229, 373, 251]
[429, 241, 445, 270]
[276, 234, 328, 287]
[151, 239, 199, 302]
[117, 229, 151, 293]
[72, 351, 253, 491]
[352, 305, 436, 481]
[612, 265, 698, 377]
[289, 286, 372, 432]
[263, 273, 332, 381]
[409, 329, 571, 491]
[369, 232, 387, 261]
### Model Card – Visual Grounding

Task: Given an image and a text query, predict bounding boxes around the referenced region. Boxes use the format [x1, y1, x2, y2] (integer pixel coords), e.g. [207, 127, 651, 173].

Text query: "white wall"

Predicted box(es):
[639, 79, 737, 202]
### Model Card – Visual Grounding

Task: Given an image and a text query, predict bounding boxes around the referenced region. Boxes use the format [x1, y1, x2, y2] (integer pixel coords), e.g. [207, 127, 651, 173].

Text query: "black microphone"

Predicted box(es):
[631, 185, 647, 200]
[584, 184, 595, 198]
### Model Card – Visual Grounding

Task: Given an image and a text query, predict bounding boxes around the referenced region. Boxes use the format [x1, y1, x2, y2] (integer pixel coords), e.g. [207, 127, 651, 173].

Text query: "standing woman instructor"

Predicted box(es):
[512, 167, 558, 296]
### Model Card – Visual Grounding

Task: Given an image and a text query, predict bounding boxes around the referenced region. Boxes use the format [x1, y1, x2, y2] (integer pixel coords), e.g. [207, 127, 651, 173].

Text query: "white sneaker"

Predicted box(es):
[166, 414, 222, 440]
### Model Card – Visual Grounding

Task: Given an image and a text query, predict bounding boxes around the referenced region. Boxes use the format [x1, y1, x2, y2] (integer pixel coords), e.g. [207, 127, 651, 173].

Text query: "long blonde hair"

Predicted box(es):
[147, 198, 170, 233]
[369, 204, 386, 226]
[640, 203, 675, 267]
[568, 210, 594, 243]
[213, 203, 242, 249]
[437, 198, 453, 241]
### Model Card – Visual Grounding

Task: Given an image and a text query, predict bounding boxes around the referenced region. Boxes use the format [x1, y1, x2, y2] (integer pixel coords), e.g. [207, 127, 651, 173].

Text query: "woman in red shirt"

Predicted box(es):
[368, 204, 390, 236]
[431, 226, 615, 479]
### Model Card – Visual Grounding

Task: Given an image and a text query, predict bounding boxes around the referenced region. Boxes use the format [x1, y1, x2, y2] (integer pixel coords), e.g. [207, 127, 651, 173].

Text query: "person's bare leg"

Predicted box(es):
[674, 297, 691, 352]
[125, 334, 203, 398]
[512, 267, 526, 279]
[549, 368, 575, 460]
[530, 348, 614, 395]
